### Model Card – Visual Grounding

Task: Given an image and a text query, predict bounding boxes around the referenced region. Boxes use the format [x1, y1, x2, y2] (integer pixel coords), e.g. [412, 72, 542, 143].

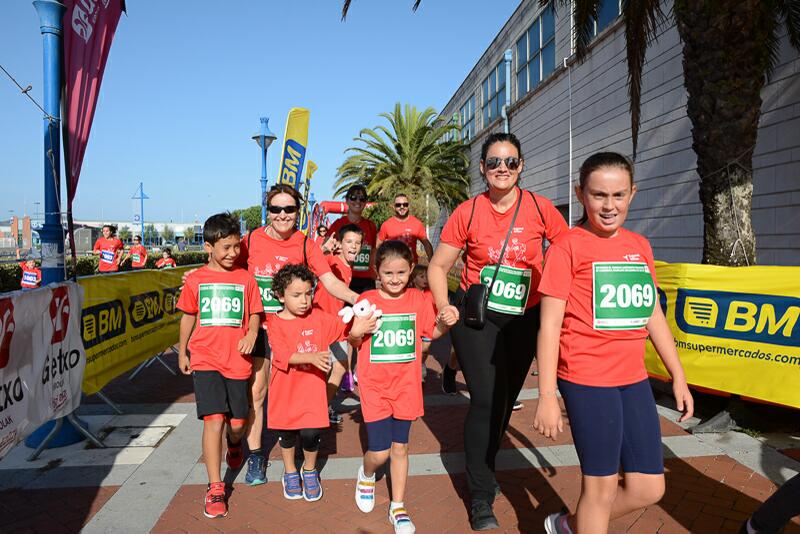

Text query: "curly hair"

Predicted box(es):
[271, 263, 317, 298]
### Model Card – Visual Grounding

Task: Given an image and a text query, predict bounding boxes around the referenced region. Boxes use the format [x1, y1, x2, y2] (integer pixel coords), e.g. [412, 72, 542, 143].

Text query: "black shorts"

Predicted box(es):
[252, 327, 272, 360]
[193, 370, 250, 420]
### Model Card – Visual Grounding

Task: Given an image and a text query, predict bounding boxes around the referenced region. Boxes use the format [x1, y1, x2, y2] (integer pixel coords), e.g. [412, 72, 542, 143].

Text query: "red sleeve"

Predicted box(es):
[267, 318, 290, 372]
[377, 221, 389, 241]
[328, 217, 344, 237]
[417, 290, 436, 339]
[35, 269, 42, 282]
[536, 195, 569, 244]
[247, 276, 264, 315]
[440, 199, 473, 249]
[538, 240, 573, 301]
[176, 276, 199, 314]
[115, 239, 124, 251]
[306, 239, 332, 277]
[322, 311, 346, 344]
[640, 235, 658, 286]
[415, 218, 427, 240]
[19, 262, 25, 269]
[92, 239, 101, 252]
[367, 221, 378, 247]
[235, 232, 250, 269]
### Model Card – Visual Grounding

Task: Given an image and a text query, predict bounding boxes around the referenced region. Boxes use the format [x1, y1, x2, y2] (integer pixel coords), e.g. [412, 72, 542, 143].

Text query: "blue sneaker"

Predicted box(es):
[282, 471, 303, 500]
[245, 453, 266, 486]
[302, 468, 323, 502]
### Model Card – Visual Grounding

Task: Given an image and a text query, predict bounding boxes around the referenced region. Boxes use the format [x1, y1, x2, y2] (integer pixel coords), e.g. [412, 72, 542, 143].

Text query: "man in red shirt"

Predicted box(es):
[328, 184, 377, 293]
[376, 193, 433, 265]
[123, 235, 148, 269]
[92, 225, 124, 273]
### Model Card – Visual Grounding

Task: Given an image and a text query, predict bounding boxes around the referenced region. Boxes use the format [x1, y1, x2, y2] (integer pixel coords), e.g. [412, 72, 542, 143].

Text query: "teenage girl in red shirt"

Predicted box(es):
[349, 241, 457, 534]
[535, 152, 694, 534]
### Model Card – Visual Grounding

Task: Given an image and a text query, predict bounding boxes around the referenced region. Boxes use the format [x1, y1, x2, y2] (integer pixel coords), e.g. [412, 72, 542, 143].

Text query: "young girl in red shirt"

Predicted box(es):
[349, 241, 457, 534]
[266, 263, 346, 502]
[535, 152, 694, 534]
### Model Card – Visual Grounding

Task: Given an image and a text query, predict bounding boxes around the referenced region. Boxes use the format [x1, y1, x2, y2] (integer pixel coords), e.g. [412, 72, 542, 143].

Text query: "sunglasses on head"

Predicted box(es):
[268, 204, 298, 214]
[484, 156, 521, 171]
[395, 202, 409, 208]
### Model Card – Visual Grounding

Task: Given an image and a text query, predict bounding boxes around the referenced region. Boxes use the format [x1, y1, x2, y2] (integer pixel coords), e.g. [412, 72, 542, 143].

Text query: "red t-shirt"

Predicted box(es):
[156, 257, 177, 269]
[313, 255, 352, 315]
[20, 263, 41, 288]
[176, 266, 264, 379]
[378, 215, 428, 264]
[439, 189, 567, 310]
[93, 237, 123, 272]
[353, 288, 435, 423]
[328, 215, 377, 279]
[266, 309, 345, 430]
[538, 226, 658, 387]
[129, 245, 148, 269]
[237, 227, 331, 316]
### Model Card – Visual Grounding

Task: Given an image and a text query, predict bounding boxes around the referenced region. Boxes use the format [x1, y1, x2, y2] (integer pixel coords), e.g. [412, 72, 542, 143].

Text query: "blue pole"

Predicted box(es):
[140, 182, 145, 242]
[34, 0, 66, 285]
[260, 123, 268, 227]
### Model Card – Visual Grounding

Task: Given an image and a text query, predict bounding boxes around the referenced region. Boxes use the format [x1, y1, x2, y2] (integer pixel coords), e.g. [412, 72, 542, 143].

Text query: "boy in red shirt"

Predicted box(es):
[328, 184, 378, 293]
[19, 257, 42, 289]
[124, 235, 148, 269]
[177, 213, 263, 519]
[156, 248, 177, 269]
[92, 225, 123, 273]
[266, 263, 345, 502]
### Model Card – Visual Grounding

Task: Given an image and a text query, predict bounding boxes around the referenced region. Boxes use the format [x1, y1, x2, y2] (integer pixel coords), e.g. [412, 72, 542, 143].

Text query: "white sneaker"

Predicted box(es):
[388, 506, 416, 533]
[355, 465, 376, 513]
[544, 511, 573, 534]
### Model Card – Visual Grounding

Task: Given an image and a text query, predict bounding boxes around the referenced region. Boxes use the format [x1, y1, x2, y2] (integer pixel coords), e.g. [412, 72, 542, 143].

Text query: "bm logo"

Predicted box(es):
[676, 289, 799, 347]
[279, 139, 306, 189]
[82, 300, 126, 349]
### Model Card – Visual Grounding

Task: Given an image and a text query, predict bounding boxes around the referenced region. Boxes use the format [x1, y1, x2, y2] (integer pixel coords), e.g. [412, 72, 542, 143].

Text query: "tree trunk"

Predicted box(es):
[674, 0, 773, 266]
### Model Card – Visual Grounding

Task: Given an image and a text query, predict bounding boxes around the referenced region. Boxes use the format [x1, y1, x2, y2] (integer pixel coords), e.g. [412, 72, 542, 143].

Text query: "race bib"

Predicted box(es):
[480, 265, 532, 315]
[22, 271, 37, 284]
[370, 313, 417, 363]
[353, 245, 372, 272]
[592, 262, 656, 330]
[100, 250, 115, 264]
[198, 283, 245, 327]
[132, 254, 141, 263]
[255, 275, 281, 313]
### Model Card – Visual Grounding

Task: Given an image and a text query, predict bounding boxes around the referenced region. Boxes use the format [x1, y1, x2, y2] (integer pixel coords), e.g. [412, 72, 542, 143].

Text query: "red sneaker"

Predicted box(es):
[204, 482, 227, 518]
[226, 438, 244, 470]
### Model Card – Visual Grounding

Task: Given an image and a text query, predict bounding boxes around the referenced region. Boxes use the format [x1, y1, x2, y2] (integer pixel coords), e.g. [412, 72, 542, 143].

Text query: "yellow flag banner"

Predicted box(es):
[299, 160, 317, 233]
[79, 267, 194, 395]
[645, 262, 800, 408]
[276, 107, 310, 190]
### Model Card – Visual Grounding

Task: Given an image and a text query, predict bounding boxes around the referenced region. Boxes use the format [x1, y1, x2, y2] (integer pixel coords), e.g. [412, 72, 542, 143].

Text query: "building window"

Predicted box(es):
[516, 5, 556, 100]
[594, 0, 621, 36]
[460, 96, 476, 141]
[482, 62, 506, 128]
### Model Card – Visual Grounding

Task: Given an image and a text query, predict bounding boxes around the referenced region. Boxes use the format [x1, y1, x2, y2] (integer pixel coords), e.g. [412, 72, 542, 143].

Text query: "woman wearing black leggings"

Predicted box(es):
[428, 133, 567, 530]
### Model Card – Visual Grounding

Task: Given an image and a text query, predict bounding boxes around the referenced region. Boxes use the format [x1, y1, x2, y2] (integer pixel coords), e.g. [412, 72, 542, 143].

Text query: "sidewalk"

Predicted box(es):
[1, 351, 798, 534]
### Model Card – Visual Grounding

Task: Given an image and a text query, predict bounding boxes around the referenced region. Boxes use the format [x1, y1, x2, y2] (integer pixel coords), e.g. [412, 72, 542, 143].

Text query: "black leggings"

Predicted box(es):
[450, 293, 540, 503]
[277, 428, 321, 452]
[750, 472, 800, 533]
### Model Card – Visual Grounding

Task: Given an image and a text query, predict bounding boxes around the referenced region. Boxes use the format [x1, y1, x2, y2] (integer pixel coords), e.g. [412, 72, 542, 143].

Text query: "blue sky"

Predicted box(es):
[1, 0, 519, 224]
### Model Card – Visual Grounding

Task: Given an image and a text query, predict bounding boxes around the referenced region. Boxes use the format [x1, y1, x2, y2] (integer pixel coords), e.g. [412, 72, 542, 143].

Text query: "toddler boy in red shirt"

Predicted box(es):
[177, 213, 263, 519]
[20, 257, 42, 289]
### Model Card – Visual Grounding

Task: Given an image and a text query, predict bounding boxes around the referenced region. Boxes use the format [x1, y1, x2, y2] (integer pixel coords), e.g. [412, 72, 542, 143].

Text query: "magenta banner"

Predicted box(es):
[62, 0, 124, 205]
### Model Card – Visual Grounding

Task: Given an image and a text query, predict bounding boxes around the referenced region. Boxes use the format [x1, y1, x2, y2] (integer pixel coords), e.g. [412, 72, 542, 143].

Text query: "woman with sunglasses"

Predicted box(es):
[428, 132, 568, 531]
[328, 184, 378, 294]
[236, 184, 360, 486]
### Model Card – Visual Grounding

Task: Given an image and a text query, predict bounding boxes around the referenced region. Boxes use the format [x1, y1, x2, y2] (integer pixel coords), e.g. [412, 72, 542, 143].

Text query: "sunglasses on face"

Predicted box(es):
[268, 204, 298, 214]
[395, 202, 409, 208]
[484, 156, 521, 171]
[348, 196, 367, 202]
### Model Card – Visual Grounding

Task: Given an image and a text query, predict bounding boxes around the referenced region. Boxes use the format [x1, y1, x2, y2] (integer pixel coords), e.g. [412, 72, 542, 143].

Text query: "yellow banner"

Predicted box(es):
[299, 160, 317, 233]
[79, 267, 194, 395]
[645, 262, 800, 408]
[276, 107, 310, 190]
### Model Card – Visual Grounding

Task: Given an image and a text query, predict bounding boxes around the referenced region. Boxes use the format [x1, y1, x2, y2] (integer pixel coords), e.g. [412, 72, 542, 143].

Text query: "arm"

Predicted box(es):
[319, 272, 358, 306]
[288, 351, 332, 373]
[421, 238, 434, 263]
[532, 296, 566, 440]
[237, 312, 262, 354]
[428, 242, 461, 322]
[647, 304, 694, 421]
[178, 313, 196, 374]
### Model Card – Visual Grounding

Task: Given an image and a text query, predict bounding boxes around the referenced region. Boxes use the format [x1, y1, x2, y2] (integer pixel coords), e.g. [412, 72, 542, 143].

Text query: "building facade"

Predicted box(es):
[440, 0, 800, 264]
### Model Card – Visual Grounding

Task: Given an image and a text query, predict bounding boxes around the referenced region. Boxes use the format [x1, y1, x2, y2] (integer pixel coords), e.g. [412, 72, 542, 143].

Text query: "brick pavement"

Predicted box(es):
[1, 351, 799, 533]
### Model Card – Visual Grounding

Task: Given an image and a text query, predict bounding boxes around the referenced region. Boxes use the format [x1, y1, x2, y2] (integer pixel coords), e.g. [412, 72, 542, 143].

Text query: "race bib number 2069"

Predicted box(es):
[198, 283, 245, 327]
[592, 262, 656, 330]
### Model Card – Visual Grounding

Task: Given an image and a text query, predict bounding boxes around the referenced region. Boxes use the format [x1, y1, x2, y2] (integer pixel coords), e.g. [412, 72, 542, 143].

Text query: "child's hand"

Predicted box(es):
[307, 351, 332, 373]
[180, 267, 198, 288]
[321, 236, 339, 255]
[673, 379, 694, 422]
[351, 313, 378, 337]
[533, 395, 563, 440]
[178, 352, 191, 375]
[238, 331, 257, 355]
[438, 304, 459, 327]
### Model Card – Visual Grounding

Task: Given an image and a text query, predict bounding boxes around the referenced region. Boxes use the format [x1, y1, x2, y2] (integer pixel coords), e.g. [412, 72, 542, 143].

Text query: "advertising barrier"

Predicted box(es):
[645, 262, 800, 409]
[0, 282, 86, 459]
[80, 267, 192, 395]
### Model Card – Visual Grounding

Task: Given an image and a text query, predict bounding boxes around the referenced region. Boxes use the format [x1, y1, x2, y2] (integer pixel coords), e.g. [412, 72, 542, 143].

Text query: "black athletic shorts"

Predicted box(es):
[252, 327, 272, 360]
[193, 370, 250, 420]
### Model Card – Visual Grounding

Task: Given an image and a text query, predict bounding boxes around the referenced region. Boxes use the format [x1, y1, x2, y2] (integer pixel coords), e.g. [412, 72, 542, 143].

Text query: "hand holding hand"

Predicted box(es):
[437, 304, 459, 327]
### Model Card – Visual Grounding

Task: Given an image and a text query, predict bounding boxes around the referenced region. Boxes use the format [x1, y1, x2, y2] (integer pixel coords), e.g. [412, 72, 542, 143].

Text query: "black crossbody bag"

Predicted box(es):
[462, 191, 524, 329]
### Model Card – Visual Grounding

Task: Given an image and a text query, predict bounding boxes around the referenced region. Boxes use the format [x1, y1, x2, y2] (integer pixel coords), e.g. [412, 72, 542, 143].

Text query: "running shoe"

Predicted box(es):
[441, 365, 457, 395]
[225, 438, 244, 470]
[245, 453, 267, 485]
[388, 506, 416, 534]
[282, 471, 303, 500]
[203, 482, 227, 518]
[302, 468, 323, 501]
[355, 465, 376, 513]
[469, 499, 499, 531]
[544, 510, 573, 534]
[329, 406, 343, 425]
[513, 400, 524, 411]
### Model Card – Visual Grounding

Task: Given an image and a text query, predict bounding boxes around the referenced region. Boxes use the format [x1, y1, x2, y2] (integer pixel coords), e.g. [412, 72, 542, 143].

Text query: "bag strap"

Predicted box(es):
[527, 190, 544, 225]
[486, 189, 524, 292]
[462, 197, 479, 286]
[303, 233, 308, 266]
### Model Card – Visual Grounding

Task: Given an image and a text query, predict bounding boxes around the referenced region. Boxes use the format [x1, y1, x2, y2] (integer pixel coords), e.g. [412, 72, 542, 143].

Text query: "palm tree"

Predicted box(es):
[335, 103, 470, 210]
[342, 1, 800, 266]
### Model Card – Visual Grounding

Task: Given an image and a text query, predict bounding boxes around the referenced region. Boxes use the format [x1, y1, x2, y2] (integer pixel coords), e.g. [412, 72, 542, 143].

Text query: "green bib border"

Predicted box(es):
[198, 282, 246, 327]
[591, 261, 656, 331]
[479, 264, 532, 316]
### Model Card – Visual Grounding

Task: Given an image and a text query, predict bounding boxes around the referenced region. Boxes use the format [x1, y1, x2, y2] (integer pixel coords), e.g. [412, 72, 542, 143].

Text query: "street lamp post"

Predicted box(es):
[252, 117, 277, 226]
